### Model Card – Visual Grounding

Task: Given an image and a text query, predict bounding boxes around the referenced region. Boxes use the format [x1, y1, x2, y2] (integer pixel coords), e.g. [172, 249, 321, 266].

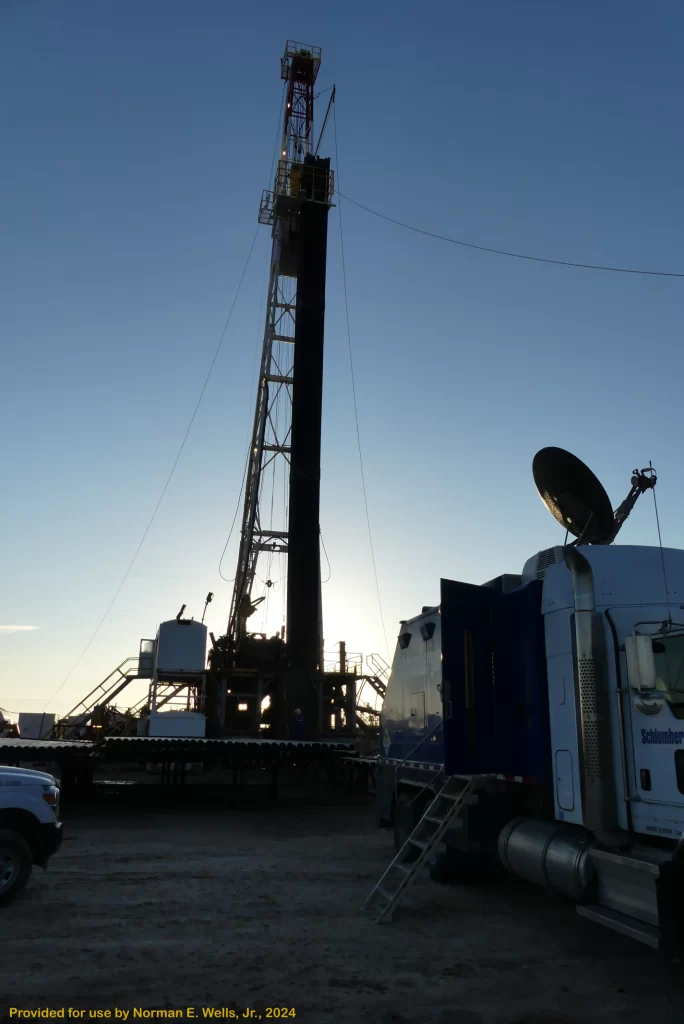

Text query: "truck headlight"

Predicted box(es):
[42, 785, 59, 813]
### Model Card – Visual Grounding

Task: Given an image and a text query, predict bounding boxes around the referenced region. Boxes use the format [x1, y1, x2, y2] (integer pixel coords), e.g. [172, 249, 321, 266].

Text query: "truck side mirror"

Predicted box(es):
[625, 634, 657, 692]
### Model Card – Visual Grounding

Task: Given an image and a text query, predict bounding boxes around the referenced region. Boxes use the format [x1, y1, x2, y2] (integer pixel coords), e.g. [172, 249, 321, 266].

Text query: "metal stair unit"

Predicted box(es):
[352, 655, 389, 742]
[362, 775, 487, 923]
[125, 682, 191, 718]
[356, 675, 386, 702]
[49, 657, 140, 738]
[367, 652, 391, 688]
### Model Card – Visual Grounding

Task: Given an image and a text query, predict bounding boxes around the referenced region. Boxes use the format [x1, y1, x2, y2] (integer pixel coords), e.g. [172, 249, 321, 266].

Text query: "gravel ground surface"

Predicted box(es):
[2, 797, 683, 1024]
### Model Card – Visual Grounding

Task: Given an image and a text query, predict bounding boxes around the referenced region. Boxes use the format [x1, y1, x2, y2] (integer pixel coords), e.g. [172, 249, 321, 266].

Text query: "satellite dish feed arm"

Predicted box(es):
[574, 510, 597, 546]
[608, 466, 657, 542]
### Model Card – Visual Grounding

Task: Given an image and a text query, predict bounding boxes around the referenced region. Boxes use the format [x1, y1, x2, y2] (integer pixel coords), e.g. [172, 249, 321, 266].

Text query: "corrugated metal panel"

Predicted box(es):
[0, 736, 355, 765]
[0, 738, 95, 751]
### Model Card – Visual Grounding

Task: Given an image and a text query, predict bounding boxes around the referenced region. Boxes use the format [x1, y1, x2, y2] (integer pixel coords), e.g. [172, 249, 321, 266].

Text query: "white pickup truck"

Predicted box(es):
[0, 765, 63, 903]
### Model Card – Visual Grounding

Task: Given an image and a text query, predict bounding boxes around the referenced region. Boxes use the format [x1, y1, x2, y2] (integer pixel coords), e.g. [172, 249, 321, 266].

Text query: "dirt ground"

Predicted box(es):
[2, 795, 684, 1024]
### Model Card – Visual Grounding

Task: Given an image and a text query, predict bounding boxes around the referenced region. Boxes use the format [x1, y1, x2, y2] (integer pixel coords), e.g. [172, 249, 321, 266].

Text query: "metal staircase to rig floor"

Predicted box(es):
[366, 653, 390, 690]
[362, 776, 487, 923]
[354, 654, 390, 748]
[49, 657, 142, 738]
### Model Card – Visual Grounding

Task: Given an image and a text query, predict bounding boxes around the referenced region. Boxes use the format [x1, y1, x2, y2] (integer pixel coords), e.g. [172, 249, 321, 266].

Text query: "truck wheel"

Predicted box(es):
[393, 792, 429, 861]
[0, 829, 33, 905]
[429, 848, 492, 885]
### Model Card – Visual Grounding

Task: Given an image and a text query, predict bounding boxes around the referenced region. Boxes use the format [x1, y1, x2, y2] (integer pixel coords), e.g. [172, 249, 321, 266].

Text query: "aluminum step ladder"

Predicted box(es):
[362, 775, 487, 923]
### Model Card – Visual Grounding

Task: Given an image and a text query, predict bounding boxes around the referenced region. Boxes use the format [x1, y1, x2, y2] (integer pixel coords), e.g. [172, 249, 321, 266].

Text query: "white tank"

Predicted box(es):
[155, 619, 207, 674]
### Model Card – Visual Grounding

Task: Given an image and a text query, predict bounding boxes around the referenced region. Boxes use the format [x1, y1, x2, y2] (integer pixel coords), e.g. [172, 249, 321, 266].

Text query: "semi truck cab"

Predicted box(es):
[376, 543, 684, 953]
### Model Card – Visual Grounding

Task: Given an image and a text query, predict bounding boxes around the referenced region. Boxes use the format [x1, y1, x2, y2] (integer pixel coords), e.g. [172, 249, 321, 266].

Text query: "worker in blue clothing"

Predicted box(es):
[292, 707, 306, 738]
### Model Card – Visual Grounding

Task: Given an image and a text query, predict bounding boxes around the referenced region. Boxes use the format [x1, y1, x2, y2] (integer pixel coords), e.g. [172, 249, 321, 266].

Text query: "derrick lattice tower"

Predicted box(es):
[228, 42, 334, 675]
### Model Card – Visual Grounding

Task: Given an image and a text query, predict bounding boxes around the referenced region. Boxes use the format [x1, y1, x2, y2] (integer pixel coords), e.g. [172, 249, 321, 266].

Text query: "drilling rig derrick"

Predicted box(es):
[207, 43, 357, 743]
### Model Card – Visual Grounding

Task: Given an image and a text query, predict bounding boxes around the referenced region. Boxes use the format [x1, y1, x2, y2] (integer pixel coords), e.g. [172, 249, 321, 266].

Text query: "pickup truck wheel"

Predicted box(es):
[0, 829, 33, 905]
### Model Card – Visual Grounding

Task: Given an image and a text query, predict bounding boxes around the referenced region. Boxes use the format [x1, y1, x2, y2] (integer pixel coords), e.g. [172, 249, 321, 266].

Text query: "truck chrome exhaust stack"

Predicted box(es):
[563, 547, 620, 843]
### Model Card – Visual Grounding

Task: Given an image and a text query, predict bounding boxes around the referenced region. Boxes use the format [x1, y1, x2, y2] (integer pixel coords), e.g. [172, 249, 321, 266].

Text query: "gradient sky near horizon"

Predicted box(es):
[2, 1, 684, 719]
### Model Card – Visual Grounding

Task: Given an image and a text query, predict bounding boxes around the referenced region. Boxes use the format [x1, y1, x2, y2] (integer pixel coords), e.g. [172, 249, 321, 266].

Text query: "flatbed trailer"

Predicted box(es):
[0, 735, 369, 803]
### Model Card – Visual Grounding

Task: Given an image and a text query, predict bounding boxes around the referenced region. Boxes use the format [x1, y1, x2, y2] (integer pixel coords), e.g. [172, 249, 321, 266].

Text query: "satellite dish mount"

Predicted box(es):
[533, 447, 657, 545]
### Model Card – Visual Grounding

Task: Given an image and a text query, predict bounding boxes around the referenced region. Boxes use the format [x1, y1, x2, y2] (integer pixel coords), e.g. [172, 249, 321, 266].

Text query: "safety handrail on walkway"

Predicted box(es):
[367, 653, 391, 682]
[48, 657, 141, 737]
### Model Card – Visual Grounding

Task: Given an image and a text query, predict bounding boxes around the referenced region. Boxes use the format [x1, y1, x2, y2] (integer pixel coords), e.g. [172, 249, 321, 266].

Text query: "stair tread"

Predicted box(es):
[439, 792, 478, 805]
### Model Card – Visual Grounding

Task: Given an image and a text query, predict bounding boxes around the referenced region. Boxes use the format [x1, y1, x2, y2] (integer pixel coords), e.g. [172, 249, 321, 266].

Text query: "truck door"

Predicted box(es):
[440, 579, 498, 776]
[623, 627, 684, 814]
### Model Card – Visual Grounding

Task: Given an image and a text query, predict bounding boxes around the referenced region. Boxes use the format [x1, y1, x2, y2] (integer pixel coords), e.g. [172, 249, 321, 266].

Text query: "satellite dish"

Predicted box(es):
[533, 447, 615, 544]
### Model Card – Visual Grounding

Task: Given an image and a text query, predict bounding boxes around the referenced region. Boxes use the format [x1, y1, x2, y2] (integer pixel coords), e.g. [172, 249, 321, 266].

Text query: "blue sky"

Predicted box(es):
[2, 1, 683, 718]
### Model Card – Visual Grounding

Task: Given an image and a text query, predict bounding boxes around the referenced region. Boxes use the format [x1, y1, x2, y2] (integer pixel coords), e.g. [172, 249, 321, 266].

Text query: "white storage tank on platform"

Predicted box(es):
[148, 711, 206, 738]
[155, 619, 207, 674]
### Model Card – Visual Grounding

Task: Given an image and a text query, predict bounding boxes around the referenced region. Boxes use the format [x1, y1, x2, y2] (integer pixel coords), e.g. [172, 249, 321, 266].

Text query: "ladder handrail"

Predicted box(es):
[367, 653, 391, 681]
[60, 657, 139, 720]
[49, 657, 141, 738]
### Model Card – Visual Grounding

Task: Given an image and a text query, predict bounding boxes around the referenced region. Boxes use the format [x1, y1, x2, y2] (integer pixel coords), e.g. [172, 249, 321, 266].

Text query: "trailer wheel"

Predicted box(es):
[393, 792, 429, 861]
[0, 829, 33, 906]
